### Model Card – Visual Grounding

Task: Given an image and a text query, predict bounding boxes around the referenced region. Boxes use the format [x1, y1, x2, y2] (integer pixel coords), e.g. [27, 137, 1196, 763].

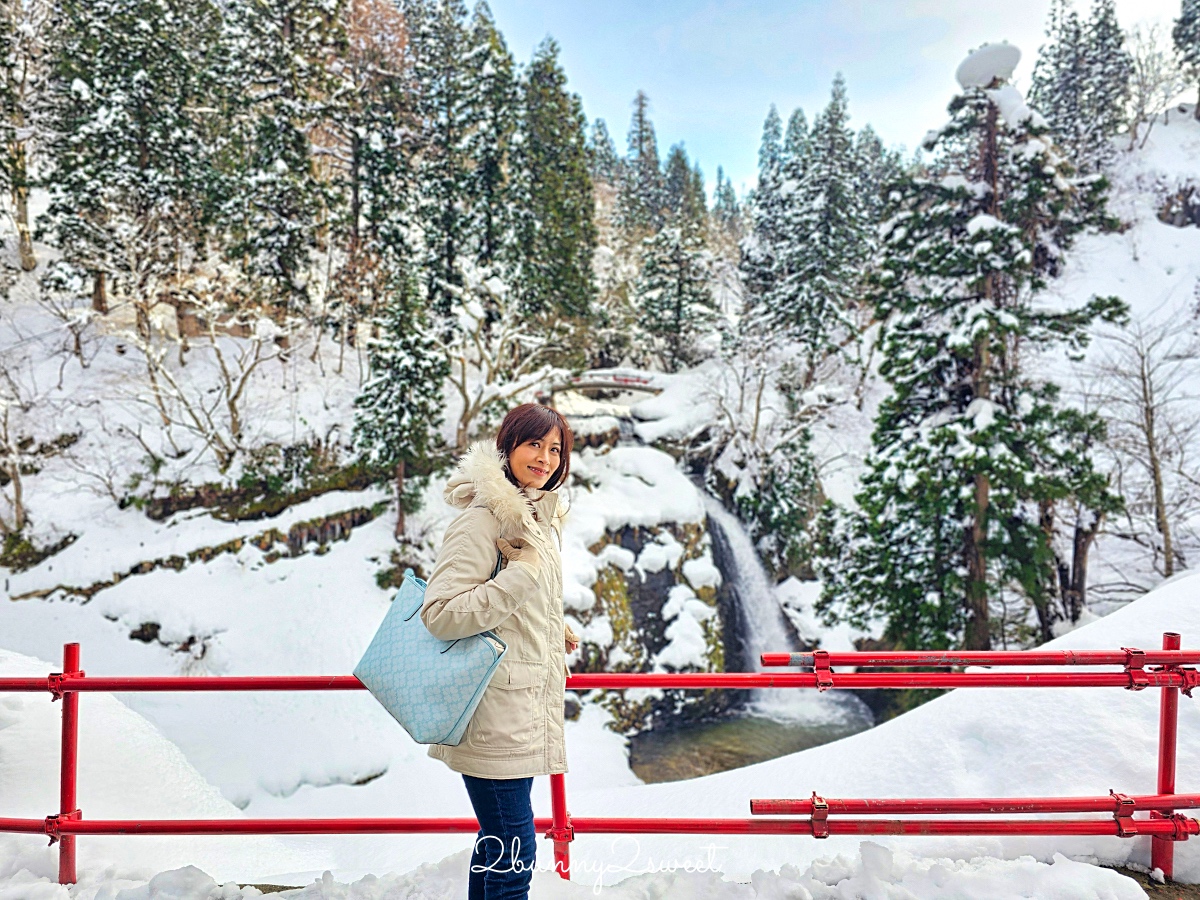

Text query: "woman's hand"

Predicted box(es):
[496, 537, 541, 572]
[564, 622, 580, 654]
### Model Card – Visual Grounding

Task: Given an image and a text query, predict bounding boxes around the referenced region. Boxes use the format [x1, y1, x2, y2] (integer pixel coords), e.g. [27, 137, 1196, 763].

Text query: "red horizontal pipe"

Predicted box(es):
[0, 678, 57, 692]
[3, 671, 1194, 694]
[50, 676, 366, 692]
[0, 817, 50, 834]
[567, 672, 1188, 689]
[4, 814, 1196, 840]
[760, 650, 1200, 668]
[750, 793, 1200, 816]
[567, 817, 1199, 838]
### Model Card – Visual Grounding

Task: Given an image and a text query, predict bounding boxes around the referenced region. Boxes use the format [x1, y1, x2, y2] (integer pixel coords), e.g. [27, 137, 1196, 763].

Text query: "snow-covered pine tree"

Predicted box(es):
[352, 267, 450, 538]
[465, 2, 517, 267]
[782, 107, 809, 174]
[1175, 0, 1200, 119]
[817, 44, 1125, 650]
[635, 223, 718, 373]
[216, 0, 345, 318]
[616, 90, 664, 237]
[1083, 0, 1132, 158]
[323, 0, 418, 374]
[770, 75, 869, 387]
[511, 37, 596, 322]
[405, 0, 479, 316]
[662, 143, 706, 231]
[1030, 0, 1089, 165]
[38, 0, 222, 320]
[1030, 0, 1130, 172]
[737, 105, 784, 320]
[712, 166, 740, 237]
[587, 118, 621, 186]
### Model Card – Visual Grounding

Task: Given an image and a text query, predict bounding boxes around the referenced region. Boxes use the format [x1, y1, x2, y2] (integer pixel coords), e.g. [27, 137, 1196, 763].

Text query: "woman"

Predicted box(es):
[421, 402, 579, 900]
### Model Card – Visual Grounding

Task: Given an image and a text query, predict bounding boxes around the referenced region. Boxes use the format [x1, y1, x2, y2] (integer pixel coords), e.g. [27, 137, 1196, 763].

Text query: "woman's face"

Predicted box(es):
[508, 428, 562, 491]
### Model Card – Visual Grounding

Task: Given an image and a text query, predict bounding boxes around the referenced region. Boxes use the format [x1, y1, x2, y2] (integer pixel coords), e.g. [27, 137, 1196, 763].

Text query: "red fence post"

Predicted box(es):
[1151, 632, 1181, 881]
[58, 642, 82, 885]
[548, 773, 572, 880]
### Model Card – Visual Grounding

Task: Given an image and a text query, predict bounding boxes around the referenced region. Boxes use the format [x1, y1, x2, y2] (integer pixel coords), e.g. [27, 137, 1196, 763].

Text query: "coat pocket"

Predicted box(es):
[467, 660, 541, 751]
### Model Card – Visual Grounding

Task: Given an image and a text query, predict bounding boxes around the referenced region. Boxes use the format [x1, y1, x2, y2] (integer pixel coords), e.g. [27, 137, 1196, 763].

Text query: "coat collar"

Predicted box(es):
[444, 439, 568, 541]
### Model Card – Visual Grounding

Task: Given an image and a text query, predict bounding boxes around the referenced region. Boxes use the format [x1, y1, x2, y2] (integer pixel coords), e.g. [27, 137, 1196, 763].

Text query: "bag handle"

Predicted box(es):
[420, 550, 507, 656]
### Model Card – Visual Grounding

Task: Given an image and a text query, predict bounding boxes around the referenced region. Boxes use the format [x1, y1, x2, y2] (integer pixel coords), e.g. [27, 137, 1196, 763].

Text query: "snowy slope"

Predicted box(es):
[0, 648, 314, 887]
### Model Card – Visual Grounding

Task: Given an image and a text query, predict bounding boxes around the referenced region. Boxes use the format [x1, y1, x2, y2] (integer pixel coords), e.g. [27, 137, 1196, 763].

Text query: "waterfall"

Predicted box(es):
[699, 491, 873, 727]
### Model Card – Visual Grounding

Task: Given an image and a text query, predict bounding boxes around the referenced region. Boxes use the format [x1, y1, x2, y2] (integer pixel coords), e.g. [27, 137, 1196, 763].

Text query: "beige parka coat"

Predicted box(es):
[420, 439, 578, 779]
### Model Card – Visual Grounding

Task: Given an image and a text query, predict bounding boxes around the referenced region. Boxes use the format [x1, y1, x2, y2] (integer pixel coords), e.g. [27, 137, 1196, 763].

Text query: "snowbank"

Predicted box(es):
[0, 648, 314, 887]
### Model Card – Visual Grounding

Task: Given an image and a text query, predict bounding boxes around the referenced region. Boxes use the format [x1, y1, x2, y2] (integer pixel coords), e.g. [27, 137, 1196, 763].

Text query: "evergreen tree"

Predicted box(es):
[38, 0, 223, 318]
[738, 105, 783, 319]
[406, 0, 479, 315]
[1030, 0, 1130, 172]
[1084, 0, 1132, 151]
[782, 107, 809, 175]
[324, 0, 419, 370]
[662, 143, 706, 231]
[635, 224, 718, 372]
[854, 123, 901, 230]
[1175, 0, 1200, 119]
[587, 117, 621, 184]
[617, 89, 664, 235]
[352, 268, 450, 538]
[817, 48, 1125, 650]
[217, 0, 346, 316]
[770, 75, 869, 386]
[465, 2, 518, 266]
[712, 166, 740, 237]
[511, 38, 597, 320]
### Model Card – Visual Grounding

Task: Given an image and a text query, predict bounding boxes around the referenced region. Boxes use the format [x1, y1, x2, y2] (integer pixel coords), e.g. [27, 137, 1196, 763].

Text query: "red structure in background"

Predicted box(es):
[0, 634, 1196, 886]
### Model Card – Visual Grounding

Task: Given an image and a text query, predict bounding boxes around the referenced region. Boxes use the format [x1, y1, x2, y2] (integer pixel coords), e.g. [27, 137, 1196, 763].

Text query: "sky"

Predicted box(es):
[485, 0, 1185, 197]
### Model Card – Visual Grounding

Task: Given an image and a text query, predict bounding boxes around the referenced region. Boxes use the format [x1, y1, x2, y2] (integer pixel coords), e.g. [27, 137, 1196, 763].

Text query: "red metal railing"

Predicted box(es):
[0, 634, 1196, 885]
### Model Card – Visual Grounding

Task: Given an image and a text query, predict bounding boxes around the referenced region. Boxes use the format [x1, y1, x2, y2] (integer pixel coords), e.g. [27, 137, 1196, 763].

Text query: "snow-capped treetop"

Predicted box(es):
[955, 42, 1021, 88]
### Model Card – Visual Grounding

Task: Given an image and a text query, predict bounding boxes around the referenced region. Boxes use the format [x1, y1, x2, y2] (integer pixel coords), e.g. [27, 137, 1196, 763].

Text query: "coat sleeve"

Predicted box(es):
[420, 507, 540, 640]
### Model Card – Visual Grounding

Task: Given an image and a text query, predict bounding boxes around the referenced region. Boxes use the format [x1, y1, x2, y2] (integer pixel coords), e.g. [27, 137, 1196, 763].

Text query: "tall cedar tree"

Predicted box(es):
[1029, 0, 1131, 173]
[465, 3, 517, 267]
[324, 0, 422, 379]
[38, 0, 222, 318]
[216, 0, 345, 317]
[405, 0, 478, 316]
[738, 105, 783, 322]
[770, 75, 870, 387]
[512, 38, 597, 320]
[617, 90, 664, 236]
[1175, 0, 1200, 119]
[587, 117, 621, 185]
[817, 49, 1125, 650]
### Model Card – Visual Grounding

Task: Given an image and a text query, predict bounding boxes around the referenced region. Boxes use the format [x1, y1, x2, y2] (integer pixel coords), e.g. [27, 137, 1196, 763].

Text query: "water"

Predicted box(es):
[625, 492, 874, 783]
[562, 398, 876, 783]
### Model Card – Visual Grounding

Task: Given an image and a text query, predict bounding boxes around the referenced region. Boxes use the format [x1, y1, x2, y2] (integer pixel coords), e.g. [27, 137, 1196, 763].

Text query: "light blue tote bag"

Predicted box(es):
[354, 554, 507, 746]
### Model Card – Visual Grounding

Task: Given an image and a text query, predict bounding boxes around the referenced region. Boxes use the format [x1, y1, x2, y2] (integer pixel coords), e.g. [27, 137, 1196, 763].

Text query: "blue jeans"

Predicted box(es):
[462, 774, 536, 900]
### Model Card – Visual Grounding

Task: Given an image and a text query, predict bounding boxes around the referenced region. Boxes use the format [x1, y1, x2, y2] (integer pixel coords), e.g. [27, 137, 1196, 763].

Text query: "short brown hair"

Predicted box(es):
[494, 402, 573, 492]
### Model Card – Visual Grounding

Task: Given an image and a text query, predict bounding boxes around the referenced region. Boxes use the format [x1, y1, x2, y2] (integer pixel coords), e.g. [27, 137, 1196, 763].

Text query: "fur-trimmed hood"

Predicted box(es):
[444, 439, 568, 543]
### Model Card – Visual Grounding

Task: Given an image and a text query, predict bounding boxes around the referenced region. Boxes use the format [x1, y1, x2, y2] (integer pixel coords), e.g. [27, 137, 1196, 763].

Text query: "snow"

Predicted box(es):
[0, 648, 312, 886]
[955, 42, 1021, 89]
[985, 84, 1047, 129]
